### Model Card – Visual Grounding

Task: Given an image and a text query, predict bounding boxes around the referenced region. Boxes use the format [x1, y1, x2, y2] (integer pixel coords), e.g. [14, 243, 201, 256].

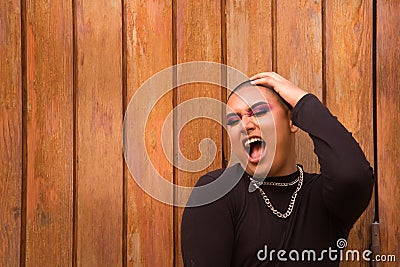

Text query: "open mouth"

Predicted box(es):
[243, 137, 266, 162]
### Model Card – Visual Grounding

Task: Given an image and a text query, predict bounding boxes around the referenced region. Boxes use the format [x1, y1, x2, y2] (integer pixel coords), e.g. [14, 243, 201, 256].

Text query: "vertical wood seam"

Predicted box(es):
[72, 0, 78, 265]
[121, 0, 128, 265]
[221, 0, 227, 168]
[20, 0, 27, 266]
[372, 0, 379, 223]
[172, 0, 178, 265]
[321, 0, 326, 105]
[271, 0, 277, 72]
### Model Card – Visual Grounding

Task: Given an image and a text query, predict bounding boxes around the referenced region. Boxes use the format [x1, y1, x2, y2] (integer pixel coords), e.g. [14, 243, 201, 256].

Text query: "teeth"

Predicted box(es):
[244, 137, 262, 147]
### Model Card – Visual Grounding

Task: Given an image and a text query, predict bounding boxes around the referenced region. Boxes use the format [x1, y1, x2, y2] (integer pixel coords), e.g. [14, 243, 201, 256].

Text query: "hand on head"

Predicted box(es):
[250, 72, 308, 108]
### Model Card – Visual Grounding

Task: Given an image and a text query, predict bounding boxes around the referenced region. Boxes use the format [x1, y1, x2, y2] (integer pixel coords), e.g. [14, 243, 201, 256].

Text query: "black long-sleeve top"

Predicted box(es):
[181, 94, 375, 266]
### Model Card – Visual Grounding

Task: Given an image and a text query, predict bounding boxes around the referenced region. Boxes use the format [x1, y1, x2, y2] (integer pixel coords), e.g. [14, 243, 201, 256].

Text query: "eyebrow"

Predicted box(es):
[226, 101, 270, 118]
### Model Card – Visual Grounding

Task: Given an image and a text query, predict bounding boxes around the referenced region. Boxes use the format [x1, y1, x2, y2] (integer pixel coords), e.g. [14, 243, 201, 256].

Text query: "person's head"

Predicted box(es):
[226, 81, 298, 177]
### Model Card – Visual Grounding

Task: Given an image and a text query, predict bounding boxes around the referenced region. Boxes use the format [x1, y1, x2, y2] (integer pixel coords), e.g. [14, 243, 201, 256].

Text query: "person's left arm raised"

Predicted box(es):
[250, 71, 375, 229]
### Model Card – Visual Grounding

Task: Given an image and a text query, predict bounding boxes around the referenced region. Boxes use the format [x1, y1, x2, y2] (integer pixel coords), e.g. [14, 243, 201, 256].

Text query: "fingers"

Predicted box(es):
[249, 72, 266, 80]
[249, 72, 284, 92]
[250, 72, 282, 81]
[250, 77, 279, 94]
[250, 72, 271, 80]
[249, 71, 308, 108]
[250, 77, 280, 95]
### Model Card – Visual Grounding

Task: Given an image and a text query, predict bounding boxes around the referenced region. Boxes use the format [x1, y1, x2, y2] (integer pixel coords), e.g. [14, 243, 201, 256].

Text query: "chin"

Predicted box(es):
[250, 164, 271, 178]
[234, 149, 274, 177]
[240, 160, 271, 178]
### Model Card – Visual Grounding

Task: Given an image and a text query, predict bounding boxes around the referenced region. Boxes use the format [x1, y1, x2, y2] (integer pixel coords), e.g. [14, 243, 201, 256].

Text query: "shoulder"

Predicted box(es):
[186, 164, 245, 207]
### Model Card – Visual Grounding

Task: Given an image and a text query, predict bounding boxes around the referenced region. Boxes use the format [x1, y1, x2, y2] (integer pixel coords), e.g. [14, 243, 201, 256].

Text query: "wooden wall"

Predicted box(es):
[0, 0, 399, 266]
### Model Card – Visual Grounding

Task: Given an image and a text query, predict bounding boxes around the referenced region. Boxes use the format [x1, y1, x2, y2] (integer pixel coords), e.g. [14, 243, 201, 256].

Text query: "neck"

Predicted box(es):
[267, 162, 297, 177]
[267, 142, 298, 177]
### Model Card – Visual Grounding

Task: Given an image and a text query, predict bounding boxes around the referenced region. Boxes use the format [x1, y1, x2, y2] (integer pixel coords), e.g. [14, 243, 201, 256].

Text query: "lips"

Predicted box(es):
[242, 136, 266, 163]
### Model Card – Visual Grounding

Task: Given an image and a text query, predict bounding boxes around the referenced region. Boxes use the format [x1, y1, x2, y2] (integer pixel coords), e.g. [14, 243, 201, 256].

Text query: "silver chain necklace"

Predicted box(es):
[250, 178, 299, 187]
[250, 165, 304, 219]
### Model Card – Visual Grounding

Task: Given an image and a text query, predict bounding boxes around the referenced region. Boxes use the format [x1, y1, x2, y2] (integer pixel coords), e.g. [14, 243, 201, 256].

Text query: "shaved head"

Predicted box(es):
[228, 80, 292, 110]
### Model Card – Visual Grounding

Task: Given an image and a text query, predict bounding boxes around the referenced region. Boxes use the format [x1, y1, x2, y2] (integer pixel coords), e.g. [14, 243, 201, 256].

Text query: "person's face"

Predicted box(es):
[226, 86, 296, 177]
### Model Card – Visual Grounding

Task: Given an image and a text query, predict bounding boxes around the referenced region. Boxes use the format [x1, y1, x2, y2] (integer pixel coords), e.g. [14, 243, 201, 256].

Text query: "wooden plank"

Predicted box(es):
[325, 1, 375, 266]
[75, 0, 123, 265]
[124, 0, 174, 265]
[225, 0, 273, 165]
[0, 1, 22, 266]
[24, 0, 74, 265]
[276, 0, 323, 172]
[226, 0, 273, 76]
[174, 1, 223, 266]
[377, 0, 400, 261]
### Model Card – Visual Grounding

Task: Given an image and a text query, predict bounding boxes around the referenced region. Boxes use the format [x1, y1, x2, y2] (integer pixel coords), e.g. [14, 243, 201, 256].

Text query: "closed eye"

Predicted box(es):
[225, 103, 271, 126]
[252, 104, 271, 117]
[226, 115, 241, 126]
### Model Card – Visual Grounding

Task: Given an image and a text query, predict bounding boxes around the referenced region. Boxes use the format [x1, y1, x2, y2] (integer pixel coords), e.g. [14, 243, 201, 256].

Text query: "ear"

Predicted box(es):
[287, 110, 299, 133]
[289, 119, 299, 133]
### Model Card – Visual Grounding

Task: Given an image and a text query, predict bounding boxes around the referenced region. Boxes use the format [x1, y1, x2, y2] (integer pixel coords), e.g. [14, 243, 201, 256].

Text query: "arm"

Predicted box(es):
[251, 72, 375, 228]
[181, 174, 234, 267]
[292, 94, 374, 227]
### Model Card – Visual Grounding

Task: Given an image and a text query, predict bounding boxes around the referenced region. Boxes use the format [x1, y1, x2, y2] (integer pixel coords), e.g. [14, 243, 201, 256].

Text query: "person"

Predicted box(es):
[180, 72, 375, 266]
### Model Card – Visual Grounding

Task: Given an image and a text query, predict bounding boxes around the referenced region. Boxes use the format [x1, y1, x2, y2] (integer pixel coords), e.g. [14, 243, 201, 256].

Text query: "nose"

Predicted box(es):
[241, 114, 256, 132]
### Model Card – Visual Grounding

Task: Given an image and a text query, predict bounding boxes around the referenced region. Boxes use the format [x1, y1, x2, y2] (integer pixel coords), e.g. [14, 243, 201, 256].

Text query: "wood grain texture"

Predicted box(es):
[174, 1, 223, 265]
[377, 0, 400, 262]
[1, 1, 400, 265]
[225, 0, 273, 165]
[125, 0, 173, 266]
[0, 1, 22, 266]
[325, 1, 375, 266]
[75, 0, 123, 265]
[226, 0, 273, 76]
[276, 0, 323, 173]
[24, 1, 74, 265]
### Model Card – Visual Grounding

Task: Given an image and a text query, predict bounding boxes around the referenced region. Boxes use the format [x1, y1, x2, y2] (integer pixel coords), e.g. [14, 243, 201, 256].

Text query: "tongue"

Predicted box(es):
[250, 142, 263, 159]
